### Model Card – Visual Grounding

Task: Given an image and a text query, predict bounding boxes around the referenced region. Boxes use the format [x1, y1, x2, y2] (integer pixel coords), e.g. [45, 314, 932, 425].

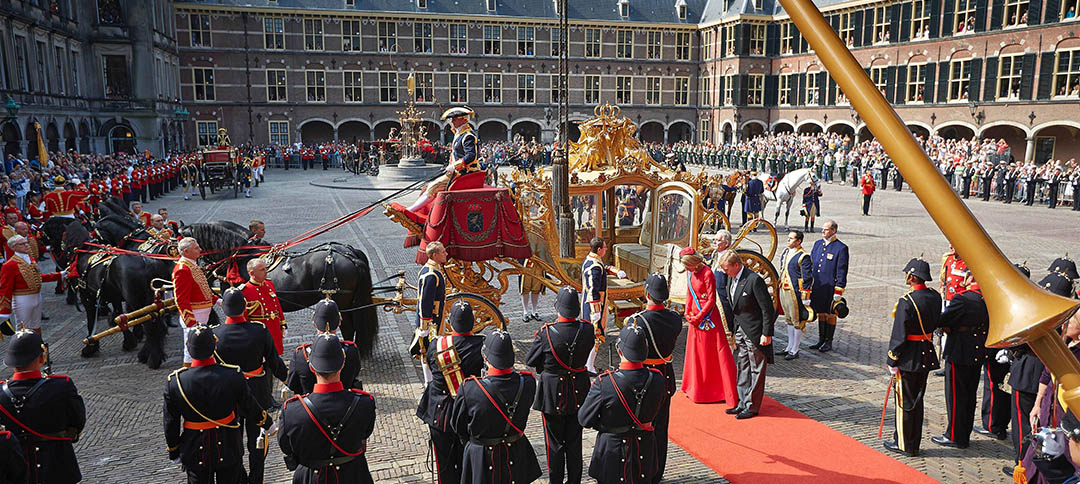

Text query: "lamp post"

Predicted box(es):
[4, 96, 20, 122]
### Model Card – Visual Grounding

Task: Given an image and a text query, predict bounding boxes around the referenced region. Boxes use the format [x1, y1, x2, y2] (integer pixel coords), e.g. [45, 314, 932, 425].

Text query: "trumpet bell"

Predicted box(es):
[985, 277, 1080, 348]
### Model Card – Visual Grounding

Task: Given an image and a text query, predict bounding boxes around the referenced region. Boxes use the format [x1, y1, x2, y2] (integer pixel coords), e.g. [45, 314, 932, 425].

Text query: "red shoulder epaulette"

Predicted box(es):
[349, 388, 374, 400]
[341, 341, 357, 347]
[0, 430, 12, 439]
[48, 374, 72, 381]
[284, 395, 301, 407]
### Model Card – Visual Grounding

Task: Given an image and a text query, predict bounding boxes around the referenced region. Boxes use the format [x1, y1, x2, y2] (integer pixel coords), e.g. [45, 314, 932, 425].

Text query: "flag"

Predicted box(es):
[33, 122, 48, 166]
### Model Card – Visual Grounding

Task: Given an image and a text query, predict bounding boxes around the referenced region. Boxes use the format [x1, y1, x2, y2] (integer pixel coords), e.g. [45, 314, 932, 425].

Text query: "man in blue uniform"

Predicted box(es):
[285, 299, 363, 395]
[777, 230, 814, 360]
[526, 287, 595, 484]
[409, 106, 480, 212]
[628, 274, 683, 484]
[579, 324, 667, 484]
[581, 237, 625, 374]
[163, 325, 271, 484]
[1, 329, 86, 484]
[451, 329, 542, 484]
[743, 172, 764, 223]
[278, 333, 376, 484]
[882, 258, 941, 457]
[808, 220, 849, 353]
[418, 301, 485, 484]
[413, 241, 449, 383]
[211, 288, 288, 484]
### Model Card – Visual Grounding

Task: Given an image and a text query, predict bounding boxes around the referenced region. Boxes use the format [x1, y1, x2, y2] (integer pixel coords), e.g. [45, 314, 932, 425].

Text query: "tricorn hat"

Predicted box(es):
[831, 298, 850, 319]
[903, 258, 933, 282]
[440, 105, 476, 121]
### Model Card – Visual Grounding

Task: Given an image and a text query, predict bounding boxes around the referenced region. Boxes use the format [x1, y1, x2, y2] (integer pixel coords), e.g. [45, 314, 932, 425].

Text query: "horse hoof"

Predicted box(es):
[148, 358, 162, 370]
[80, 344, 100, 358]
[122, 339, 138, 352]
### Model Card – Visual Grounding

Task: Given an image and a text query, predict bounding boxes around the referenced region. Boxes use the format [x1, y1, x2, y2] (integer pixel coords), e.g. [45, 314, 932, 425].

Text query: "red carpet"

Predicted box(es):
[668, 392, 941, 484]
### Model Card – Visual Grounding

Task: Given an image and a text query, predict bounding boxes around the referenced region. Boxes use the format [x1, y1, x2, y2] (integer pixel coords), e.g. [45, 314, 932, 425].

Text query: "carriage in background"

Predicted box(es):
[198, 129, 244, 199]
[385, 104, 780, 336]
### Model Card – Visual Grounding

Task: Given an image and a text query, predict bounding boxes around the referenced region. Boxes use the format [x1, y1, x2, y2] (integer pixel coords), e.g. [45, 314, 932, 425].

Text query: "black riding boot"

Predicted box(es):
[809, 322, 825, 350]
[818, 324, 835, 353]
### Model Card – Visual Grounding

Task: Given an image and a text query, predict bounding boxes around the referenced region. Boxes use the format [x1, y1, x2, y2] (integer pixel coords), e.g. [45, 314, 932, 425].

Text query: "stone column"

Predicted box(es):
[1024, 136, 1036, 163]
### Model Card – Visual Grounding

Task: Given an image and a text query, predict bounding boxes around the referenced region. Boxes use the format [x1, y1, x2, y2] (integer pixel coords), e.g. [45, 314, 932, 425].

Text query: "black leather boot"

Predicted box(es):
[808, 322, 825, 350]
[818, 324, 834, 353]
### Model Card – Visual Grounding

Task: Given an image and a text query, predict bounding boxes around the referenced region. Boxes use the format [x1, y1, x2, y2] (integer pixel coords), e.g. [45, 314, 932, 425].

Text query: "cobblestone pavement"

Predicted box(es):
[3, 167, 1076, 483]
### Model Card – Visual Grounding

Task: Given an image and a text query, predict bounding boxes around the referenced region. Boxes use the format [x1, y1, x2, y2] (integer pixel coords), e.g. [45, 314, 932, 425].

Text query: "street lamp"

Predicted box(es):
[4, 96, 20, 121]
[174, 107, 190, 121]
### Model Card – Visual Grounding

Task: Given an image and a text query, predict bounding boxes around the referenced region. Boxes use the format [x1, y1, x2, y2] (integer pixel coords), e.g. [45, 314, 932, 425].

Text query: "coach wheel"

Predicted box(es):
[736, 248, 781, 314]
[440, 292, 508, 336]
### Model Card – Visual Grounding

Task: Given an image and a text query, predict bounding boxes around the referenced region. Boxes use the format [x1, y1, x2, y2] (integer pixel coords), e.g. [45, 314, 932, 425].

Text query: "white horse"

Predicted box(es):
[758, 168, 818, 228]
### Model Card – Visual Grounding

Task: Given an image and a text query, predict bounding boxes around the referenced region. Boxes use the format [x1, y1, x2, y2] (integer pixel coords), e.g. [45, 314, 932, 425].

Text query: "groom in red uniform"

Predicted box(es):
[172, 237, 219, 366]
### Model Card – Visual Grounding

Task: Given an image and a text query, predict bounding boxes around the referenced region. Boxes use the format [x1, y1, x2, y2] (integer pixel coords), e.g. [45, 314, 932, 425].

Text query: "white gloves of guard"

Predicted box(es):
[996, 349, 1011, 365]
[888, 366, 898, 376]
[616, 270, 627, 279]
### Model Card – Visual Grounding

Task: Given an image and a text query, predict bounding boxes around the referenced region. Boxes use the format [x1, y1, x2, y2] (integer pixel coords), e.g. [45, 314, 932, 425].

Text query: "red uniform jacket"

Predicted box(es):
[0, 255, 61, 317]
[171, 258, 218, 327]
[860, 174, 876, 195]
[133, 211, 151, 227]
[242, 279, 286, 354]
[940, 253, 968, 302]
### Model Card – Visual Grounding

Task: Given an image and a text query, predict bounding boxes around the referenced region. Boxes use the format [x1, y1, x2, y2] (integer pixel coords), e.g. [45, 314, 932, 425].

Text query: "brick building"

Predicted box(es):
[0, 0, 184, 158]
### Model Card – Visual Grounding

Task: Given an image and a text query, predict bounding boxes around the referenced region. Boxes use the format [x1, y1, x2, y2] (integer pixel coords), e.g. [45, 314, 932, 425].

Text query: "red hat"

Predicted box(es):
[2, 206, 18, 215]
[679, 246, 696, 257]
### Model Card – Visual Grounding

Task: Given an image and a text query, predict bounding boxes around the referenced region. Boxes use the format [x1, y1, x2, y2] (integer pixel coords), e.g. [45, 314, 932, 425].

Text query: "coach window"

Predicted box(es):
[655, 190, 692, 248]
[571, 194, 598, 244]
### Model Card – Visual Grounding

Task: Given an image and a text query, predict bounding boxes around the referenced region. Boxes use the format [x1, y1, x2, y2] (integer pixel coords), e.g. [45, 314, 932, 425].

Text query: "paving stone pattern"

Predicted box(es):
[3, 168, 1076, 483]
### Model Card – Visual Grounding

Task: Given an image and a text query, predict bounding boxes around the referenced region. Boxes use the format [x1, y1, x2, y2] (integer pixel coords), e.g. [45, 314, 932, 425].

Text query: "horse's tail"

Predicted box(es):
[345, 245, 378, 358]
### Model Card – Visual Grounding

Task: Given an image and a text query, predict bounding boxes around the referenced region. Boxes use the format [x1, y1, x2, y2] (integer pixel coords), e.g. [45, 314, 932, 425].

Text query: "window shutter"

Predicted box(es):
[792, 25, 802, 54]
[894, 66, 907, 104]
[737, 74, 748, 105]
[968, 57, 982, 101]
[900, 3, 912, 42]
[830, 14, 840, 31]
[1020, 53, 1037, 100]
[862, 9, 874, 46]
[924, 63, 938, 101]
[942, 0, 955, 36]
[1044, 0, 1060, 23]
[766, 23, 779, 56]
[796, 73, 806, 105]
[990, 0, 1004, 30]
[765, 75, 778, 106]
[889, 4, 902, 41]
[1028, 0, 1042, 25]
[789, 74, 798, 102]
[720, 25, 728, 57]
[1036, 52, 1055, 99]
[826, 74, 836, 105]
[975, 1, 988, 32]
[853, 10, 865, 46]
[936, 61, 950, 102]
[735, 24, 747, 56]
[929, 0, 942, 37]
[983, 57, 998, 101]
[819, 71, 827, 103]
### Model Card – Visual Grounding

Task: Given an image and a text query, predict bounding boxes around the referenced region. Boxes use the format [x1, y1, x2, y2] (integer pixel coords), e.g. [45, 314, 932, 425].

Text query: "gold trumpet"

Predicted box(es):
[781, 0, 1080, 413]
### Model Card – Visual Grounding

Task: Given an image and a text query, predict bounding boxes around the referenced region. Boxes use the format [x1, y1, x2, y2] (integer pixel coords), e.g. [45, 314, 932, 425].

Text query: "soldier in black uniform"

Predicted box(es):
[0, 424, 27, 484]
[211, 288, 288, 484]
[1001, 271, 1068, 477]
[932, 271, 989, 449]
[285, 299, 362, 395]
[0, 330, 85, 484]
[579, 324, 667, 484]
[278, 333, 376, 483]
[417, 300, 486, 484]
[163, 325, 272, 484]
[882, 258, 941, 457]
[525, 287, 594, 484]
[627, 274, 683, 483]
[451, 329, 541, 484]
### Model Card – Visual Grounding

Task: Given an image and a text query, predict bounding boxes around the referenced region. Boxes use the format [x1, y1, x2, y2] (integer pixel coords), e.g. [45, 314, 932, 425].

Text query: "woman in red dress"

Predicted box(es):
[679, 247, 739, 405]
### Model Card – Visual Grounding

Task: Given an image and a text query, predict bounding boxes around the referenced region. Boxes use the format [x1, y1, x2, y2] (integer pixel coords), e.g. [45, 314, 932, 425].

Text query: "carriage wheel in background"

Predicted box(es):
[440, 292, 508, 336]
[736, 248, 781, 314]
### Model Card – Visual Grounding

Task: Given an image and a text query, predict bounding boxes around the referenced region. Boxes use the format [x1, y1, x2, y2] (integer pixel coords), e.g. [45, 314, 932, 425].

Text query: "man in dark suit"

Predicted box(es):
[716, 249, 777, 419]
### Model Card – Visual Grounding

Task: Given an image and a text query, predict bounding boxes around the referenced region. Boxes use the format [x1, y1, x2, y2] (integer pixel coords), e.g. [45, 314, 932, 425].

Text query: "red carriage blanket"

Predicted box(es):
[415, 187, 531, 263]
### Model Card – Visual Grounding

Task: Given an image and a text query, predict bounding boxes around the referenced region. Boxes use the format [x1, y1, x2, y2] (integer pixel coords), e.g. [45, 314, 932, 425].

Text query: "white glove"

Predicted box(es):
[802, 299, 811, 307]
[419, 329, 430, 338]
[833, 293, 843, 302]
[616, 270, 626, 279]
[280, 385, 289, 401]
[0, 314, 8, 320]
[60, 270, 68, 279]
[281, 328, 288, 340]
[996, 349, 1011, 365]
[1036, 427, 1068, 458]
[888, 366, 898, 375]
[444, 164, 456, 174]
[170, 456, 182, 464]
[255, 430, 268, 451]
[266, 420, 279, 437]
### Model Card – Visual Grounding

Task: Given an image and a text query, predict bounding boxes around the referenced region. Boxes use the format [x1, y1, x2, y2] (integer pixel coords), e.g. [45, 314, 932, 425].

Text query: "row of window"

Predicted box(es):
[0, 34, 82, 97]
[187, 15, 695, 61]
[189, 69, 696, 105]
[196, 120, 291, 147]
[702, 0, 1080, 60]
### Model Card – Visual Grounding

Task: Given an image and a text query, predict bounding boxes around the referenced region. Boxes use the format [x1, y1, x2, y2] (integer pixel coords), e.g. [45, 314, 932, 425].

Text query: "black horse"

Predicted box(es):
[180, 223, 379, 356]
[66, 219, 174, 368]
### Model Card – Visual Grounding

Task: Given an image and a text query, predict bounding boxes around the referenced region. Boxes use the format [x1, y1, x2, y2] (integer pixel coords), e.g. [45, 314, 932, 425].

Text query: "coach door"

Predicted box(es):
[652, 181, 698, 304]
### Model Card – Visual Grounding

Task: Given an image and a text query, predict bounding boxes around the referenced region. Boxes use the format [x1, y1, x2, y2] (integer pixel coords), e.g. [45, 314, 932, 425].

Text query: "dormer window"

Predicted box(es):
[553, 0, 560, 16]
[417, 0, 427, 9]
[619, 0, 630, 18]
[675, 0, 687, 20]
[487, 0, 496, 12]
